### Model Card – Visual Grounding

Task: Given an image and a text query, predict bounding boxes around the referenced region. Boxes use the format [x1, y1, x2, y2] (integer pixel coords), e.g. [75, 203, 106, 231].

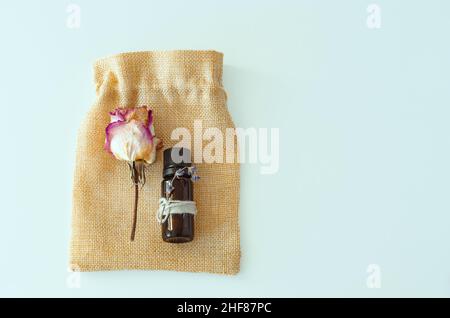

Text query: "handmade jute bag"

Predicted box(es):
[70, 50, 240, 274]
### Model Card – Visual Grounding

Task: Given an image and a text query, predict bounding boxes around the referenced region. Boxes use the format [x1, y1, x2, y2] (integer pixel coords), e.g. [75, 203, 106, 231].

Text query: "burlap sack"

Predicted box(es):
[70, 50, 240, 274]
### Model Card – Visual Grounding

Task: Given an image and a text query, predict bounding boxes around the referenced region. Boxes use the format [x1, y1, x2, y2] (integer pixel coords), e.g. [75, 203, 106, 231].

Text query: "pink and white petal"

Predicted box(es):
[145, 137, 161, 164]
[145, 108, 155, 142]
[107, 120, 153, 162]
[104, 120, 126, 153]
[109, 108, 135, 123]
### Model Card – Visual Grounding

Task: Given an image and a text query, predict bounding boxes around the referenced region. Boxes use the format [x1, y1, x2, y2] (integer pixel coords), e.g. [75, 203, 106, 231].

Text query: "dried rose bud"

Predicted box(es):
[104, 106, 162, 241]
[105, 106, 160, 164]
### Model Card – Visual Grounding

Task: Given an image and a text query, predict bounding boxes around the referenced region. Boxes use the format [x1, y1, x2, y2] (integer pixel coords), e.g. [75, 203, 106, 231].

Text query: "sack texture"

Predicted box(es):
[70, 50, 240, 274]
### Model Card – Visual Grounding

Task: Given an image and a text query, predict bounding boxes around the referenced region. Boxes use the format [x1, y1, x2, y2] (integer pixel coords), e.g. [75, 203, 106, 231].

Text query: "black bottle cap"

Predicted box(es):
[163, 147, 192, 178]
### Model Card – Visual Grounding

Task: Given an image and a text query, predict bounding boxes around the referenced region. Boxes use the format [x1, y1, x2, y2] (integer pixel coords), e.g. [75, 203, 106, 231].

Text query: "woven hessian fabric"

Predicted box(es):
[70, 51, 240, 274]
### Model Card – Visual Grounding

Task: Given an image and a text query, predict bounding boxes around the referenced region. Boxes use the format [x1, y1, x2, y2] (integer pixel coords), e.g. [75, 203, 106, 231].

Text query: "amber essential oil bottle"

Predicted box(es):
[161, 147, 195, 243]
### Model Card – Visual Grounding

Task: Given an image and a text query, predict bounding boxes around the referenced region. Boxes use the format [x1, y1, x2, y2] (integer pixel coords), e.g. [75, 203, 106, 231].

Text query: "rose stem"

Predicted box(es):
[130, 163, 139, 241]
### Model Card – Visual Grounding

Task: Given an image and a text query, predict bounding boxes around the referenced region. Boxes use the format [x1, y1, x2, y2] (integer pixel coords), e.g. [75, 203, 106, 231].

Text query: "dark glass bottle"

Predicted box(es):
[161, 147, 194, 243]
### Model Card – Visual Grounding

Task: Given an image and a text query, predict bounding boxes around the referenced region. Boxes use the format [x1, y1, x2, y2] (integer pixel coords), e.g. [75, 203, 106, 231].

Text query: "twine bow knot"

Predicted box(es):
[157, 197, 197, 224]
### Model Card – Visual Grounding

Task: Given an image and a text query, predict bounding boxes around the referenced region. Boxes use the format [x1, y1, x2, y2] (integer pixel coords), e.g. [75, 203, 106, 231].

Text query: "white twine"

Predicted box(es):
[157, 197, 197, 224]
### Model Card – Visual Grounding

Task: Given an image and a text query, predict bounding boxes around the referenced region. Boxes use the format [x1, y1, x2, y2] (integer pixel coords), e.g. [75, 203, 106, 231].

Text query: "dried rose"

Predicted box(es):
[105, 106, 159, 164]
[104, 106, 162, 241]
